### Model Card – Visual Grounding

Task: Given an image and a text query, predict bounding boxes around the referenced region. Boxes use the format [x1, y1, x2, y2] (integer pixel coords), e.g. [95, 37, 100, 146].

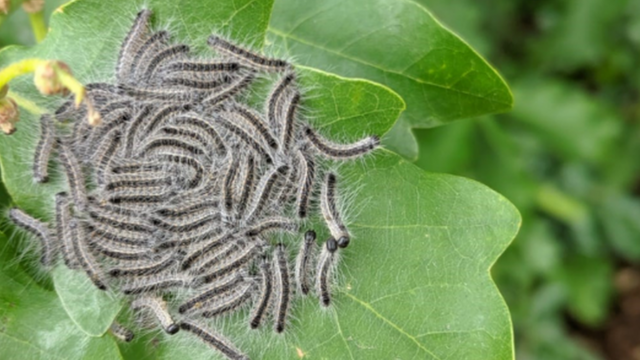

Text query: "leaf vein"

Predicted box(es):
[344, 292, 441, 360]
[267, 27, 511, 106]
[333, 308, 355, 360]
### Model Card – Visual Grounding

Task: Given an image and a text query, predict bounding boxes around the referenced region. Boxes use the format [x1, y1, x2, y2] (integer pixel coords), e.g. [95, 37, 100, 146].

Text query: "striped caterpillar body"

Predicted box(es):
[9, 208, 56, 266]
[33, 114, 55, 183]
[295, 230, 317, 296]
[249, 257, 272, 329]
[131, 296, 179, 334]
[316, 237, 339, 307]
[273, 243, 291, 333]
[180, 320, 249, 360]
[109, 321, 135, 342]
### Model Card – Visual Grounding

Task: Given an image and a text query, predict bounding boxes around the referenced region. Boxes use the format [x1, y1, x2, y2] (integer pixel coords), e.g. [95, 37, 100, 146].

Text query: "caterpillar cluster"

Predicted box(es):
[9, 9, 379, 359]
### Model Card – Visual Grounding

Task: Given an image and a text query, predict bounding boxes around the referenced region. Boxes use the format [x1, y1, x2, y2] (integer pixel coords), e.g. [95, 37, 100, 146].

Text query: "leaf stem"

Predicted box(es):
[0, 59, 86, 105]
[52, 62, 84, 106]
[0, 58, 43, 89]
[28, 10, 47, 42]
[0, 59, 87, 116]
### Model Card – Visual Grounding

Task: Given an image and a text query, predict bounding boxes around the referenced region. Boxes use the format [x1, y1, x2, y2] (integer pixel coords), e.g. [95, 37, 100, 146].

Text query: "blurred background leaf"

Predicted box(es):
[414, 0, 640, 359]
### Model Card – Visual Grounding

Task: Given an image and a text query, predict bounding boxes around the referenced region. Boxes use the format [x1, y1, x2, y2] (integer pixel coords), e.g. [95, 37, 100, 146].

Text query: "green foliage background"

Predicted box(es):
[414, 1, 640, 359]
[1, 0, 637, 359]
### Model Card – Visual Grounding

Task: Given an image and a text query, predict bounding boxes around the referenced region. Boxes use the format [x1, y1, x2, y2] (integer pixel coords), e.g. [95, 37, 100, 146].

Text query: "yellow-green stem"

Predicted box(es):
[53, 63, 84, 106]
[0, 59, 85, 108]
[28, 10, 47, 42]
[0, 58, 44, 90]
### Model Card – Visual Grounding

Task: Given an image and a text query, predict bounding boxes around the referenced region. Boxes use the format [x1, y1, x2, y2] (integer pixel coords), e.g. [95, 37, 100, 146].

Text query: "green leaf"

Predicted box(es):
[267, 0, 513, 158]
[0, 231, 123, 360]
[414, 0, 491, 56]
[297, 66, 405, 138]
[52, 265, 123, 337]
[0, 0, 519, 359]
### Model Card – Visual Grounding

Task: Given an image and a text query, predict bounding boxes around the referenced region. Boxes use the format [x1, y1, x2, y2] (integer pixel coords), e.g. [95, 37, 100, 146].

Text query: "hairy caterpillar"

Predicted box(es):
[131, 296, 179, 334]
[32, 114, 55, 183]
[249, 257, 272, 329]
[9, 208, 56, 266]
[109, 321, 135, 342]
[295, 230, 317, 296]
[6, 7, 382, 359]
[273, 243, 291, 333]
